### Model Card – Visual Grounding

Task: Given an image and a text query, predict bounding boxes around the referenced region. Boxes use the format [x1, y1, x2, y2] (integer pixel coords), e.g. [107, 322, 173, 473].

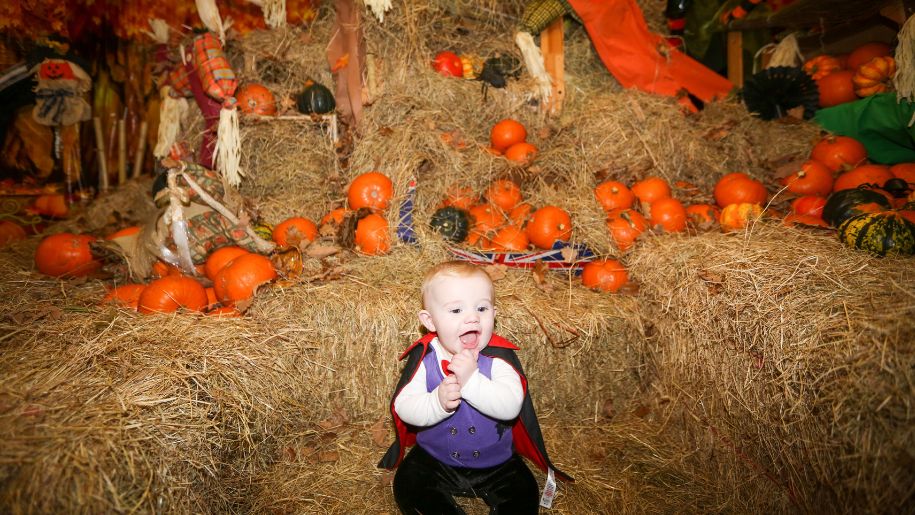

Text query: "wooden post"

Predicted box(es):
[117, 118, 127, 185]
[727, 31, 744, 88]
[93, 117, 109, 192]
[541, 18, 565, 116]
[132, 121, 149, 179]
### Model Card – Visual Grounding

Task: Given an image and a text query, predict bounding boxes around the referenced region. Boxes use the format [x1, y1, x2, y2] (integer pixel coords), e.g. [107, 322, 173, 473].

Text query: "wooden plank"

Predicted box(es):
[729, 0, 896, 30]
[727, 31, 744, 88]
[541, 18, 565, 116]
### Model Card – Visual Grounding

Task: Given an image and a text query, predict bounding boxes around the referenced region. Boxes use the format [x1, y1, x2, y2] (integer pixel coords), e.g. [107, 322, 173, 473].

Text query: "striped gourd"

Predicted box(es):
[837, 211, 915, 256]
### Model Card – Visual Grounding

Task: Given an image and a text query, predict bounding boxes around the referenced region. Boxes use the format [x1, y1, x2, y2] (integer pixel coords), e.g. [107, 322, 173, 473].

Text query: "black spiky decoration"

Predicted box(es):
[742, 66, 819, 121]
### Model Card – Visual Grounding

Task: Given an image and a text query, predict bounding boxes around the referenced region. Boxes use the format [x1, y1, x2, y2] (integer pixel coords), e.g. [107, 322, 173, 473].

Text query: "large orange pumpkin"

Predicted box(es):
[846, 42, 892, 71]
[833, 164, 894, 192]
[138, 275, 208, 314]
[236, 83, 277, 116]
[525, 206, 572, 249]
[0, 220, 27, 246]
[490, 119, 527, 153]
[810, 135, 867, 172]
[34, 233, 100, 277]
[204, 246, 250, 281]
[102, 283, 147, 310]
[213, 253, 277, 306]
[581, 259, 629, 293]
[354, 213, 391, 255]
[713, 172, 768, 208]
[347, 171, 394, 211]
[817, 70, 857, 108]
[272, 217, 318, 247]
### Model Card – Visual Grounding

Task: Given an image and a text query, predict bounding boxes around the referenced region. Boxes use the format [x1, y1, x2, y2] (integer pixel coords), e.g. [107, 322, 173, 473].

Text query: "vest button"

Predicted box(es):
[468, 426, 476, 434]
[451, 451, 460, 459]
[449, 427, 457, 435]
[472, 450, 480, 458]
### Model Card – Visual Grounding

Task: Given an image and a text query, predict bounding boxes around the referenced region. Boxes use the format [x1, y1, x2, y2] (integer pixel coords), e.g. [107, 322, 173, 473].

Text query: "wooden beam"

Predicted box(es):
[541, 18, 565, 116]
[727, 31, 744, 88]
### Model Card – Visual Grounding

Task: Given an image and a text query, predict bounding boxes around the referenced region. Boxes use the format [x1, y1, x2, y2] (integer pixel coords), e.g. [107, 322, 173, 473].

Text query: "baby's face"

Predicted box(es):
[419, 273, 495, 357]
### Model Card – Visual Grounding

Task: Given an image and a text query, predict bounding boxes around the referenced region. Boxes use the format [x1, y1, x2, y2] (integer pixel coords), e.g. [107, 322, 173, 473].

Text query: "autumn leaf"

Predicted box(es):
[330, 53, 350, 73]
[560, 246, 578, 261]
[484, 264, 507, 282]
[371, 416, 389, 447]
[531, 262, 553, 293]
[318, 450, 340, 463]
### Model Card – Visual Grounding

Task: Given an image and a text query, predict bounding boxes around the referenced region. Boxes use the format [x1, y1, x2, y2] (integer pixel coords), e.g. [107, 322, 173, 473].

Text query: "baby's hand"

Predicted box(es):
[448, 349, 479, 387]
[437, 374, 462, 412]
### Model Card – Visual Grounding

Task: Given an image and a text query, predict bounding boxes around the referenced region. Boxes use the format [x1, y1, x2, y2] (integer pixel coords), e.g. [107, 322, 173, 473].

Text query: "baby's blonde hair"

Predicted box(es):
[420, 261, 493, 307]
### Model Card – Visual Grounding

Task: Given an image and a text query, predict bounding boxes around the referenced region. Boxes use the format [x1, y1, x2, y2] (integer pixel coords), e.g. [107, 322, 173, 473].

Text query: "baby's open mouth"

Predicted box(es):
[459, 330, 480, 348]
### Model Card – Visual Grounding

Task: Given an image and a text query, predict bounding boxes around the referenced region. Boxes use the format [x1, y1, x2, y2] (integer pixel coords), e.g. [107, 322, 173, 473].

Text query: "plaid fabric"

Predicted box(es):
[192, 32, 237, 101]
[519, 0, 574, 34]
[165, 66, 193, 98]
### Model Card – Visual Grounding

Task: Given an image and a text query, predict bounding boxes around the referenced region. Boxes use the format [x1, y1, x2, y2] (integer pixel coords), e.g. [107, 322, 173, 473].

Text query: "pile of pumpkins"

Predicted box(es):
[235, 79, 335, 117]
[802, 41, 896, 108]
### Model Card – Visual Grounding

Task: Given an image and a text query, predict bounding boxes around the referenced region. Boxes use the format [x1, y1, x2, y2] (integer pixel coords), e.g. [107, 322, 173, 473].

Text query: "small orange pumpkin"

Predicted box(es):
[508, 202, 534, 226]
[631, 176, 671, 205]
[791, 195, 827, 217]
[489, 225, 529, 251]
[347, 171, 394, 212]
[719, 202, 763, 231]
[594, 180, 635, 212]
[581, 259, 629, 293]
[833, 164, 894, 192]
[525, 206, 572, 249]
[846, 42, 892, 72]
[485, 179, 523, 211]
[852, 56, 896, 97]
[889, 163, 915, 185]
[685, 203, 720, 227]
[648, 197, 687, 233]
[441, 185, 478, 210]
[781, 160, 834, 197]
[783, 213, 829, 228]
[272, 217, 318, 247]
[468, 204, 505, 234]
[34, 233, 100, 277]
[354, 213, 391, 255]
[205, 246, 250, 281]
[802, 54, 842, 81]
[503, 142, 538, 164]
[606, 208, 648, 251]
[102, 283, 147, 310]
[817, 70, 857, 107]
[105, 226, 140, 240]
[490, 119, 527, 153]
[213, 253, 277, 306]
[0, 220, 27, 246]
[713, 172, 768, 208]
[31, 194, 69, 218]
[138, 275, 209, 314]
[319, 207, 348, 228]
[236, 83, 277, 116]
[810, 135, 867, 172]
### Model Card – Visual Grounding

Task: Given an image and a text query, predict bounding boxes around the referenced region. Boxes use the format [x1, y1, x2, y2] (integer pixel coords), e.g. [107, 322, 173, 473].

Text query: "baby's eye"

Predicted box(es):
[477, 306, 489, 312]
[449, 308, 462, 314]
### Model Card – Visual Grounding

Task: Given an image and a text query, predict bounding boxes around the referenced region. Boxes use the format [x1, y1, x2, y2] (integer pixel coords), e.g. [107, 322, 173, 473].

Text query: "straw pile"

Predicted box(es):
[1, 0, 913, 513]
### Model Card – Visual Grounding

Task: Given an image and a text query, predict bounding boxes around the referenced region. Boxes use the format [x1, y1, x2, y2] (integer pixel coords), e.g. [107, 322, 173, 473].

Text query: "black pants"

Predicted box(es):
[393, 446, 540, 514]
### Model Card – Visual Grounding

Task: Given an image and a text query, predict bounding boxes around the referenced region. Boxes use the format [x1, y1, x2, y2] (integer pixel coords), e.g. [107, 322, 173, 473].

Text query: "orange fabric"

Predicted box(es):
[565, 0, 733, 111]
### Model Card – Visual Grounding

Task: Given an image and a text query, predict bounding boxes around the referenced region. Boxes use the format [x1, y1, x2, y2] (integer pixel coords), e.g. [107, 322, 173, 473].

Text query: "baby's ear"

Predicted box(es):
[418, 310, 436, 332]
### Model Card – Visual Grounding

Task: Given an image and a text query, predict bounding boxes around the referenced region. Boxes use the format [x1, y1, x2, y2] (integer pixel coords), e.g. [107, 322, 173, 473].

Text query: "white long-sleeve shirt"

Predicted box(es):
[393, 338, 524, 427]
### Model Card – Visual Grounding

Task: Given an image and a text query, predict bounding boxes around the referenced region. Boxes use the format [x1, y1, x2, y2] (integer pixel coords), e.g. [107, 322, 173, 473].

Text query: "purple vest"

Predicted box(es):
[415, 347, 514, 468]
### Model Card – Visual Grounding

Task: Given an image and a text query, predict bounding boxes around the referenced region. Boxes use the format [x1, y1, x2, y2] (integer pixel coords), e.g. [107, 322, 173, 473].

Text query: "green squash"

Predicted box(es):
[822, 187, 892, 228]
[295, 79, 335, 115]
[837, 211, 915, 256]
[430, 206, 471, 243]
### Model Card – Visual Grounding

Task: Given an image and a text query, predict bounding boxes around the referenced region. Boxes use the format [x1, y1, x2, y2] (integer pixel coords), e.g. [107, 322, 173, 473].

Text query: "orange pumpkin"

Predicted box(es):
[31, 194, 69, 218]
[802, 54, 842, 81]
[0, 220, 27, 246]
[441, 185, 478, 210]
[817, 70, 857, 107]
[594, 180, 635, 212]
[272, 217, 318, 247]
[34, 233, 100, 277]
[207, 306, 241, 317]
[468, 204, 505, 233]
[833, 164, 894, 192]
[213, 253, 277, 306]
[138, 275, 209, 314]
[791, 195, 827, 217]
[631, 176, 671, 205]
[205, 246, 250, 281]
[685, 203, 720, 226]
[781, 160, 834, 196]
[508, 202, 534, 226]
[846, 42, 892, 72]
[205, 286, 219, 310]
[713, 172, 768, 208]
[489, 225, 530, 251]
[783, 213, 829, 228]
[102, 283, 146, 310]
[719, 202, 763, 231]
[354, 213, 391, 255]
[485, 179, 523, 211]
[852, 56, 896, 97]
[889, 163, 915, 185]
[490, 119, 527, 152]
[236, 83, 277, 116]
[606, 208, 648, 251]
[810, 135, 867, 172]
[347, 171, 394, 211]
[525, 206, 572, 249]
[105, 226, 140, 240]
[503, 142, 538, 164]
[320, 207, 348, 228]
[581, 259, 628, 293]
[648, 197, 687, 233]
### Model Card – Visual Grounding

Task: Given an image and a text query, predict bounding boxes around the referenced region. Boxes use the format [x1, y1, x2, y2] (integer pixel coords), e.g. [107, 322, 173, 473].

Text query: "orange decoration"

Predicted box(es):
[102, 283, 146, 311]
[490, 225, 530, 251]
[817, 71, 857, 108]
[631, 176, 671, 205]
[594, 180, 635, 212]
[719, 202, 763, 231]
[781, 160, 834, 196]
[802, 54, 843, 81]
[138, 275, 209, 314]
[791, 195, 827, 217]
[354, 213, 391, 255]
[833, 164, 894, 192]
[525, 206, 572, 249]
[105, 226, 140, 240]
[713, 172, 768, 208]
[213, 253, 277, 306]
[685, 203, 720, 226]
[485, 179, 523, 211]
[504, 142, 538, 164]
[0, 220, 27, 246]
[34, 233, 100, 277]
[490, 119, 527, 152]
[347, 171, 394, 211]
[236, 83, 277, 116]
[810, 135, 867, 172]
[648, 197, 687, 233]
[606, 208, 648, 251]
[581, 259, 629, 293]
[205, 246, 250, 281]
[846, 42, 892, 72]
[273, 217, 318, 247]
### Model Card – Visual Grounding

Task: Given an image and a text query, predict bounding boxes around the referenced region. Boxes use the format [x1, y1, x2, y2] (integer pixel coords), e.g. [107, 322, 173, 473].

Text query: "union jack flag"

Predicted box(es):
[448, 241, 595, 274]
